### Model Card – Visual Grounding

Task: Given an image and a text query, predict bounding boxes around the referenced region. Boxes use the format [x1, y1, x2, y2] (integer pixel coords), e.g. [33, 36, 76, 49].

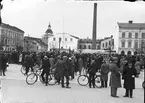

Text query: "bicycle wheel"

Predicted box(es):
[21, 66, 26, 75]
[26, 73, 38, 85]
[39, 75, 45, 84]
[48, 73, 57, 85]
[95, 76, 101, 88]
[77, 75, 89, 86]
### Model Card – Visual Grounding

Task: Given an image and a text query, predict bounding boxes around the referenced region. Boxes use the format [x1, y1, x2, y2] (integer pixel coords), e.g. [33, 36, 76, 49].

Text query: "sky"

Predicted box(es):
[1, 0, 145, 50]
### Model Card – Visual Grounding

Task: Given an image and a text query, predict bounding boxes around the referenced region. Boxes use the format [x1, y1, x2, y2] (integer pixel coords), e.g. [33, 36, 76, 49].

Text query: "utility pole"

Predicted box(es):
[0, 0, 3, 25]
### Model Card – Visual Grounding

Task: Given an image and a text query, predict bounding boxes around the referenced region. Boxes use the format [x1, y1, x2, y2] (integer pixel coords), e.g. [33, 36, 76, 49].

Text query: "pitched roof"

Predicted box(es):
[69, 35, 79, 39]
[1, 23, 25, 33]
[117, 22, 145, 29]
[24, 36, 48, 46]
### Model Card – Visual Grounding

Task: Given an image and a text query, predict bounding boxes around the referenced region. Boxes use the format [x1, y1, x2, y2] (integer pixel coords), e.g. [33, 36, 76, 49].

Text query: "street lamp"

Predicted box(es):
[59, 37, 61, 52]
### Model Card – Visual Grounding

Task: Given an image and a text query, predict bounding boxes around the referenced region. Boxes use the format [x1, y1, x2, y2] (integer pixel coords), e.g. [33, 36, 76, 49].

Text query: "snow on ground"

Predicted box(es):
[1, 64, 144, 103]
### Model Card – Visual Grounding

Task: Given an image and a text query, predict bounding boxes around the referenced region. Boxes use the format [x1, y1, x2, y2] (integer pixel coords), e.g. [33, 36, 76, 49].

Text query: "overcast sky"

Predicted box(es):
[1, 0, 145, 50]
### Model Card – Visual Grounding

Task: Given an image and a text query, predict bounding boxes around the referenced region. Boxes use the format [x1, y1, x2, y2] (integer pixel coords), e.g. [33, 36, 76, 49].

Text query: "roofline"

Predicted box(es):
[1, 23, 25, 33]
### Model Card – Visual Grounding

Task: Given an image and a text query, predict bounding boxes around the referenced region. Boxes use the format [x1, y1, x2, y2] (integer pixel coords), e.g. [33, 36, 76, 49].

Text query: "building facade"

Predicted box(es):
[100, 35, 114, 50]
[24, 36, 48, 52]
[77, 38, 101, 50]
[48, 33, 79, 51]
[0, 23, 24, 52]
[118, 21, 145, 55]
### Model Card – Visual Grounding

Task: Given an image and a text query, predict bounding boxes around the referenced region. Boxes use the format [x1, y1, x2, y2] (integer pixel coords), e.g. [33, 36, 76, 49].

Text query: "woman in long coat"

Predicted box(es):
[100, 60, 109, 88]
[109, 57, 122, 98]
[122, 61, 137, 98]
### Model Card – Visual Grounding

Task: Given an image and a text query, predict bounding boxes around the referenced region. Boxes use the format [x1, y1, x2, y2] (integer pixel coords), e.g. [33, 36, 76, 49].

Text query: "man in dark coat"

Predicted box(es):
[54, 56, 71, 88]
[109, 57, 122, 98]
[41, 55, 51, 86]
[88, 58, 98, 88]
[100, 60, 109, 88]
[24, 54, 34, 75]
[0, 52, 8, 76]
[122, 61, 137, 98]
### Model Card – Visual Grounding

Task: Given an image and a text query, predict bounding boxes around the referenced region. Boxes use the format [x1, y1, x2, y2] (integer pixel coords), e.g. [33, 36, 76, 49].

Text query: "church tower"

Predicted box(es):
[42, 23, 53, 45]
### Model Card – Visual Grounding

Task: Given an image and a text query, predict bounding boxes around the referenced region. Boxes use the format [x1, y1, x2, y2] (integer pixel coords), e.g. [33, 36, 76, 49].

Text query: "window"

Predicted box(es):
[79, 45, 82, 49]
[142, 33, 145, 39]
[109, 41, 111, 45]
[53, 38, 55, 41]
[122, 32, 125, 38]
[65, 38, 67, 41]
[88, 45, 91, 49]
[121, 41, 125, 48]
[105, 42, 108, 47]
[135, 33, 138, 38]
[103, 43, 104, 47]
[70, 38, 73, 41]
[128, 41, 132, 48]
[134, 42, 138, 49]
[84, 45, 86, 49]
[128, 32, 132, 38]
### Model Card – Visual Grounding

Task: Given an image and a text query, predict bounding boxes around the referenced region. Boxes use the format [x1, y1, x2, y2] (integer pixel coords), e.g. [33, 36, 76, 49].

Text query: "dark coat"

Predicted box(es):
[88, 61, 98, 74]
[55, 60, 68, 78]
[42, 58, 50, 72]
[109, 63, 122, 88]
[123, 66, 137, 89]
[100, 63, 109, 81]
[24, 56, 34, 67]
[0, 54, 8, 70]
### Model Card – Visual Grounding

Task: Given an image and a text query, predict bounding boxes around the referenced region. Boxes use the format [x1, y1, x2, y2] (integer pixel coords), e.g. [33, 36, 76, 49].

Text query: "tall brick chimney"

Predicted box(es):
[92, 3, 97, 49]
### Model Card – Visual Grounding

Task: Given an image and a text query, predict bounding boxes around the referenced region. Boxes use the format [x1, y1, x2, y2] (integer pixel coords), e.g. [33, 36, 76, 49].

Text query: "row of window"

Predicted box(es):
[1, 29, 23, 40]
[102, 41, 111, 48]
[121, 32, 145, 39]
[79, 45, 91, 49]
[53, 37, 73, 42]
[121, 41, 139, 48]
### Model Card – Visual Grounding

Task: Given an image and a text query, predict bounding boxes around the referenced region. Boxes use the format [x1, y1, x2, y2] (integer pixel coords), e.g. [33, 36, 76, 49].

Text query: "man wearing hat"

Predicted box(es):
[41, 55, 51, 86]
[122, 60, 137, 98]
[109, 57, 122, 98]
[100, 60, 109, 88]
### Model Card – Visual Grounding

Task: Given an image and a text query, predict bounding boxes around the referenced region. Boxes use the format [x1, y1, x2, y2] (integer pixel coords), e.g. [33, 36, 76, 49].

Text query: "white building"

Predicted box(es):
[118, 21, 145, 55]
[100, 35, 114, 50]
[48, 33, 79, 51]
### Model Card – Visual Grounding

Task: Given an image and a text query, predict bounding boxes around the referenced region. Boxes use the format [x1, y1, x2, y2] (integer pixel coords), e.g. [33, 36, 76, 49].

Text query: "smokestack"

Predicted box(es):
[92, 3, 97, 49]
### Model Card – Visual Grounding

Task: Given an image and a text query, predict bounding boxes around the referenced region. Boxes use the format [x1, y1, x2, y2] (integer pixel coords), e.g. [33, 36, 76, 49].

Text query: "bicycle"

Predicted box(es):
[26, 68, 56, 85]
[21, 64, 39, 75]
[77, 71, 101, 88]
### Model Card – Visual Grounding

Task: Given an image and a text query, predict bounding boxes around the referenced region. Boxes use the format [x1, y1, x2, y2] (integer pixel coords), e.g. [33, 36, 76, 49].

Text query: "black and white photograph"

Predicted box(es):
[0, 0, 144, 103]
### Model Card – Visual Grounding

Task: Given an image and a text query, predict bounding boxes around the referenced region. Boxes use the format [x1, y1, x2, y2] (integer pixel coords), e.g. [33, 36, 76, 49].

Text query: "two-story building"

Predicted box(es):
[77, 38, 101, 50]
[24, 36, 48, 52]
[100, 35, 114, 50]
[118, 21, 145, 55]
[48, 33, 79, 51]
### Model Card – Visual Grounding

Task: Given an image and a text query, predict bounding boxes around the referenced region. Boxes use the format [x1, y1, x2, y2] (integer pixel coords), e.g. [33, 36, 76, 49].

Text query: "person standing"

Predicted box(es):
[88, 58, 98, 88]
[40, 56, 51, 86]
[122, 61, 137, 98]
[109, 57, 122, 98]
[100, 60, 109, 88]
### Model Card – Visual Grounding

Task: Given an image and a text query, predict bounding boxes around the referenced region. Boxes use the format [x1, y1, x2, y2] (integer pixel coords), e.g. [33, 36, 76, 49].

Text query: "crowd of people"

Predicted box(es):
[0, 50, 144, 98]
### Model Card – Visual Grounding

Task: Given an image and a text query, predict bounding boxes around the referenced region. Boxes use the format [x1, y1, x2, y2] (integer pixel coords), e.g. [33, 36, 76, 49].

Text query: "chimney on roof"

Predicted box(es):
[128, 20, 133, 24]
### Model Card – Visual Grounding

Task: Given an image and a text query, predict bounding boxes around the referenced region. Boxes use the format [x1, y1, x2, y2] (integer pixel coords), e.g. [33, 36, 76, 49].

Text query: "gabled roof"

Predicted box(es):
[1, 23, 25, 33]
[117, 22, 145, 29]
[69, 35, 79, 39]
[24, 36, 48, 46]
